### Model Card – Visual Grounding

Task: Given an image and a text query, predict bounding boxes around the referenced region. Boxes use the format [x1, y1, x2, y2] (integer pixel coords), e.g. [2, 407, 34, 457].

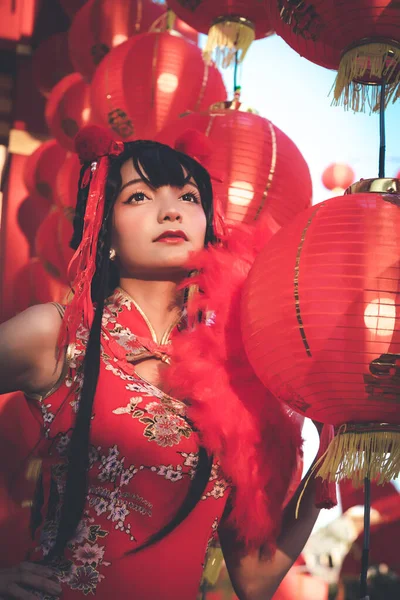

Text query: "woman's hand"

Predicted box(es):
[0, 562, 62, 599]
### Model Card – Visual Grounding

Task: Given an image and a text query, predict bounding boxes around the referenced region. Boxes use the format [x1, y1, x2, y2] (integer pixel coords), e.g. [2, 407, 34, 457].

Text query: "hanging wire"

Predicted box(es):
[233, 49, 239, 94]
[359, 476, 371, 600]
[378, 80, 386, 178]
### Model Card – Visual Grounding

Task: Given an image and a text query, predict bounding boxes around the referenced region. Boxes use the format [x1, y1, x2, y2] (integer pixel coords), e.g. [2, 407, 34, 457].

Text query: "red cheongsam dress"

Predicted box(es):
[26, 288, 230, 599]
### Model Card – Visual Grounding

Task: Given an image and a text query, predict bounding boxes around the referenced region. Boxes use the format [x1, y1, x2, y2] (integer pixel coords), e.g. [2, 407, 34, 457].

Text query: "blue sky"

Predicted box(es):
[204, 34, 400, 205]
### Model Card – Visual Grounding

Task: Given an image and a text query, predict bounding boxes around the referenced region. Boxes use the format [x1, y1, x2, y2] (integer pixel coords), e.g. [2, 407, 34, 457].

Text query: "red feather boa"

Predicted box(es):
[163, 225, 303, 553]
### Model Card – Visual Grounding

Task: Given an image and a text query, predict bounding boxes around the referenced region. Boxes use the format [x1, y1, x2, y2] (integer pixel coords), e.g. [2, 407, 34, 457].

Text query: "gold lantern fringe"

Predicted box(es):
[332, 42, 400, 113]
[203, 17, 255, 68]
[316, 424, 400, 487]
[26, 457, 42, 482]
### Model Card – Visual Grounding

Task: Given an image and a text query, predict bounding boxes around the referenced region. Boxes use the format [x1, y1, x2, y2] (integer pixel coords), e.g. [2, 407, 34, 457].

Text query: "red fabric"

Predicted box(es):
[267, 1, 400, 73]
[26, 291, 229, 599]
[90, 31, 226, 141]
[68, 0, 165, 80]
[32, 32, 74, 98]
[322, 163, 355, 191]
[45, 74, 96, 152]
[241, 192, 400, 428]
[156, 109, 312, 227]
[23, 140, 67, 205]
[163, 225, 303, 551]
[167, 0, 273, 39]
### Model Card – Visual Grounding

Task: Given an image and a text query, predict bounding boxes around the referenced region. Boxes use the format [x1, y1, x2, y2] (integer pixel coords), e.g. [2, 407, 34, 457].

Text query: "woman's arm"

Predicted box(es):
[0, 303, 64, 396]
[220, 462, 321, 600]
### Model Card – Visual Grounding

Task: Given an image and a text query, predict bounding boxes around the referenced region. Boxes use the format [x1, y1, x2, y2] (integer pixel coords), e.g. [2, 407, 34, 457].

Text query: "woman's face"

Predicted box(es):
[111, 158, 207, 278]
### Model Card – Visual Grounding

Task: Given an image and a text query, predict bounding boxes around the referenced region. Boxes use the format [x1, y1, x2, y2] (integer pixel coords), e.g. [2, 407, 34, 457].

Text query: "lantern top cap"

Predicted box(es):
[345, 177, 400, 196]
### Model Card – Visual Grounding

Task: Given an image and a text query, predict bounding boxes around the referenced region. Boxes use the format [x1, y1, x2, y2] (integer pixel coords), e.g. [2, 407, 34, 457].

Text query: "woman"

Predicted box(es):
[0, 127, 321, 600]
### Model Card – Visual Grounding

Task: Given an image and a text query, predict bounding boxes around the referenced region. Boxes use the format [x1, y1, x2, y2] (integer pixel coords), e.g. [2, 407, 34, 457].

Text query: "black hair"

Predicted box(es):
[46, 140, 217, 559]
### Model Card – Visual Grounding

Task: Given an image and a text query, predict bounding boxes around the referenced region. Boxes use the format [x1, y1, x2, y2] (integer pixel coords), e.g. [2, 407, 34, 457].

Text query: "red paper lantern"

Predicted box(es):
[157, 109, 312, 227]
[23, 140, 67, 205]
[17, 196, 51, 256]
[266, 1, 400, 111]
[90, 32, 226, 141]
[55, 152, 81, 219]
[32, 32, 74, 97]
[68, 0, 165, 81]
[35, 208, 74, 285]
[59, 0, 87, 19]
[174, 18, 199, 45]
[167, 0, 273, 65]
[45, 73, 94, 152]
[322, 163, 355, 191]
[12, 258, 67, 313]
[242, 184, 400, 486]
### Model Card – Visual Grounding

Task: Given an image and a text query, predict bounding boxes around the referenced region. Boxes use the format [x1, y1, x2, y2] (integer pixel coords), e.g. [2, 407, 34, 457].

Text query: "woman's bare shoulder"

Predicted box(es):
[0, 303, 66, 395]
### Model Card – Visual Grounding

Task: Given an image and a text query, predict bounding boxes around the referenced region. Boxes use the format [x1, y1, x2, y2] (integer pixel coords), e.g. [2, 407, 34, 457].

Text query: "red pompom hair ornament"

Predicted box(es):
[241, 179, 400, 491]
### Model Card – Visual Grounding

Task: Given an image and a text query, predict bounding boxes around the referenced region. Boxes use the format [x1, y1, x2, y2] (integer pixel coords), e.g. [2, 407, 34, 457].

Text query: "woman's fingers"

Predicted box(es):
[0, 562, 62, 599]
[4, 582, 39, 600]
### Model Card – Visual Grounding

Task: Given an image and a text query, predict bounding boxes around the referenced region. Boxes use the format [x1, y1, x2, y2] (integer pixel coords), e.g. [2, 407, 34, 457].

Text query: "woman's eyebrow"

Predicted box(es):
[119, 178, 153, 193]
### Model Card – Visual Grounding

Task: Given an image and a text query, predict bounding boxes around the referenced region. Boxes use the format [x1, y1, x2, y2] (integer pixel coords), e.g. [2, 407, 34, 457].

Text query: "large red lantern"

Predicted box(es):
[23, 140, 67, 205]
[55, 152, 81, 219]
[266, 1, 400, 111]
[68, 0, 165, 81]
[35, 208, 74, 285]
[45, 73, 94, 152]
[167, 0, 273, 66]
[322, 163, 355, 192]
[157, 109, 312, 228]
[242, 181, 400, 487]
[90, 32, 226, 141]
[59, 0, 86, 19]
[12, 258, 67, 313]
[32, 32, 74, 97]
[17, 196, 51, 256]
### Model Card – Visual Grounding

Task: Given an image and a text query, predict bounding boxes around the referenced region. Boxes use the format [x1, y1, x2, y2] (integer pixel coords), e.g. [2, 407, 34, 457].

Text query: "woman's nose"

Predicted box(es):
[158, 206, 183, 223]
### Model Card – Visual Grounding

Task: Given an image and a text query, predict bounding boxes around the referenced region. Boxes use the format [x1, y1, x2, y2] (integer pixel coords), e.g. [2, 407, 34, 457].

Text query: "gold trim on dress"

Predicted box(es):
[116, 286, 182, 346]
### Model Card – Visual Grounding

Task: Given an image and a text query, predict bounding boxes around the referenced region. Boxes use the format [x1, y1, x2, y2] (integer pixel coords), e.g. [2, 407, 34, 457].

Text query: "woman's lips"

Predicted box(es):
[154, 230, 188, 243]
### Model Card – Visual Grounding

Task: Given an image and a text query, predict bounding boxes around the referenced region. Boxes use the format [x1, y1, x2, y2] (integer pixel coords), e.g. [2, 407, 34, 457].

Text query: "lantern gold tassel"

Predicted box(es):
[203, 17, 255, 68]
[26, 457, 42, 483]
[332, 42, 400, 113]
[316, 424, 400, 487]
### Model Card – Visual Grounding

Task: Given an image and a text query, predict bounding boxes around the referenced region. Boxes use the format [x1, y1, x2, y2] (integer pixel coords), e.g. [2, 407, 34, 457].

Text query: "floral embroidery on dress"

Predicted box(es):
[112, 395, 192, 448]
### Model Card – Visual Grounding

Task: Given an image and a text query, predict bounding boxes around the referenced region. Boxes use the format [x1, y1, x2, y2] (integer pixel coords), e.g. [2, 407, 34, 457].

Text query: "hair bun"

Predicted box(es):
[75, 126, 124, 163]
[174, 129, 213, 164]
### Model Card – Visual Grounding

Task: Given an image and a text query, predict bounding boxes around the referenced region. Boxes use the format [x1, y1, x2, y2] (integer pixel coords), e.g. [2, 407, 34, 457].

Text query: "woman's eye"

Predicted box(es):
[181, 192, 200, 204]
[123, 192, 148, 204]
